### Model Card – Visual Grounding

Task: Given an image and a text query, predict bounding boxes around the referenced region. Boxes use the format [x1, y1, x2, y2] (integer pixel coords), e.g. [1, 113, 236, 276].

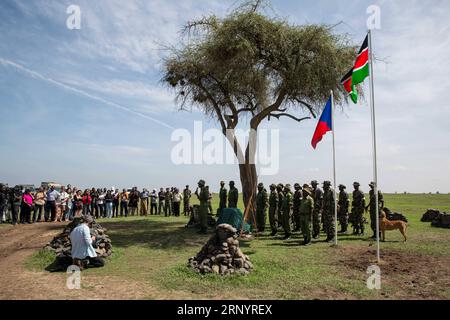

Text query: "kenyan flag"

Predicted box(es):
[352, 35, 369, 85]
[341, 68, 358, 104]
[341, 34, 370, 104]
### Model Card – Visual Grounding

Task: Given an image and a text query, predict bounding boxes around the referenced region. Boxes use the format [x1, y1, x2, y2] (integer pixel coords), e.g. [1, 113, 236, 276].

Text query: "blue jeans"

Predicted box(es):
[105, 202, 113, 218]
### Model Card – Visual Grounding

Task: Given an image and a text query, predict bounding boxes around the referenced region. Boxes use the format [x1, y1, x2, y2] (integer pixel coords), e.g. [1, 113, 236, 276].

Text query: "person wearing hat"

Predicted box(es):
[351, 182, 366, 236]
[299, 184, 314, 246]
[255, 183, 268, 233]
[268, 184, 279, 236]
[292, 183, 303, 232]
[276, 184, 284, 229]
[338, 185, 350, 234]
[218, 181, 227, 217]
[322, 181, 336, 243]
[183, 185, 192, 216]
[195, 180, 209, 234]
[311, 180, 323, 239]
[366, 182, 385, 239]
[228, 181, 239, 209]
[69, 216, 104, 270]
[281, 184, 293, 240]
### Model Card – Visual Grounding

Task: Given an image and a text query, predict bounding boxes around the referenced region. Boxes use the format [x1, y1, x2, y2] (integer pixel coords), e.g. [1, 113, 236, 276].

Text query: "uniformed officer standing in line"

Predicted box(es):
[268, 184, 279, 236]
[322, 181, 336, 243]
[228, 181, 239, 209]
[281, 184, 293, 240]
[255, 183, 268, 233]
[183, 185, 191, 216]
[218, 181, 227, 216]
[277, 184, 284, 229]
[351, 182, 366, 236]
[195, 180, 209, 234]
[311, 180, 323, 239]
[292, 183, 303, 232]
[299, 184, 314, 246]
[338, 184, 350, 234]
[366, 182, 385, 239]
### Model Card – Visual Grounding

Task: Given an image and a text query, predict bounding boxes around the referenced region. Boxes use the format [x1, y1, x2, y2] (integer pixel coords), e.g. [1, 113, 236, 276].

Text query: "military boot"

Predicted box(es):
[283, 233, 291, 240]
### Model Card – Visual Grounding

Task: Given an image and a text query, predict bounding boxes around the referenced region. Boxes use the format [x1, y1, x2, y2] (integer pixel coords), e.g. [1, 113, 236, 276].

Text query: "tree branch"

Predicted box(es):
[294, 98, 317, 118]
[268, 113, 311, 123]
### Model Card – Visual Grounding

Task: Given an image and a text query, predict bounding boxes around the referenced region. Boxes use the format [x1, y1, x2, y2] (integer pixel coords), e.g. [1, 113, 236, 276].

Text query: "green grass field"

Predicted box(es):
[27, 194, 450, 300]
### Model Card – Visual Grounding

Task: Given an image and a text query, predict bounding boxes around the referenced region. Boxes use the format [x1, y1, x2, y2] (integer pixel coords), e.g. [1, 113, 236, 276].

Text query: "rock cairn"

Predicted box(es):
[188, 224, 253, 276]
[45, 217, 112, 259]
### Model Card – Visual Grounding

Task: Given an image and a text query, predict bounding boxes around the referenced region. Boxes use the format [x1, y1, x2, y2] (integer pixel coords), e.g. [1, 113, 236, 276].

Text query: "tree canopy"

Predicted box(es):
[162, 2, 357, 206]
[163, 8, 356, 133]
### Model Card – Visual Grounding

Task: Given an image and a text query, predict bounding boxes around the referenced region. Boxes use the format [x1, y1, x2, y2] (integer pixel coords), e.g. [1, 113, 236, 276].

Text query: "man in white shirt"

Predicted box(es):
[69, 216, 104, 270]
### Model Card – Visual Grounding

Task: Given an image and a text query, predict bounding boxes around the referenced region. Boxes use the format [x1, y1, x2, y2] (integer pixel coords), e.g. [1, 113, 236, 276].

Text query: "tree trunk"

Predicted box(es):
[239, 163, 257, 214]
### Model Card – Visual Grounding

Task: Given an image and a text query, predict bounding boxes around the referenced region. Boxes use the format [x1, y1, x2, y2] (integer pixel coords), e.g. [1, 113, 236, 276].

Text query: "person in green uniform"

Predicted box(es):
[277, 184, 284, 229]
[338, 184, 349, 234]
[292, 183, 302, 232]
[311, 180, 323, 239]
[183, 185, 191, 216]
[195, 180, 209, 234]
[255, 183, 268, 233]
[299, 184, 314, 246]
[218, 181, 227, 217]
[268, 184, 279, 236]
[366, 182, 385, 239]
[228, 181, 239, 209]
[351, 182, 366, 236]
[322, 181, 336, 243]
[281, 184, 293, 240]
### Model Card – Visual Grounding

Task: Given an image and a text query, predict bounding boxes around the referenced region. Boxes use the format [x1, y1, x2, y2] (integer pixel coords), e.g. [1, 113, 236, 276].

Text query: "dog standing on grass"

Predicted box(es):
[380, 210, 408, 242]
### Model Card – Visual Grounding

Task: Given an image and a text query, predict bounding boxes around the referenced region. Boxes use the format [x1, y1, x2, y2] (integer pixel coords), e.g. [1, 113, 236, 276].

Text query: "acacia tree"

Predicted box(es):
[163, 3, 355, 209]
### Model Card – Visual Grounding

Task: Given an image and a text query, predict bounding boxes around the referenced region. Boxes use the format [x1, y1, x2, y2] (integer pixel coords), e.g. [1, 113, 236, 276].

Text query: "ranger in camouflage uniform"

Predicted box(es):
[277, 184, 284, 229]
[338, 184, 350, 234]
[268, 184, 279, 236]
[183, 185, 191, 216]
[351, 182, 366, 236]
[195, 180, 209, 234]
[292, 183, 302, 232]
[366, 182, 385, 239]
[281, 184, 293, 240]
[322, 181, 336, 243]
[228, 181, 239, 209]
[218, 181, 227, 216]
[299, 184, 314, 246]
[255, 183, 268, 233]
[311, 180, 323, 239]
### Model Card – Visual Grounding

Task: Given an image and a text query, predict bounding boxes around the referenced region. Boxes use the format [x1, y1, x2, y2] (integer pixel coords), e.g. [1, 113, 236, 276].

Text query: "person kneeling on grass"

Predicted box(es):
[69, 216, 104, 270]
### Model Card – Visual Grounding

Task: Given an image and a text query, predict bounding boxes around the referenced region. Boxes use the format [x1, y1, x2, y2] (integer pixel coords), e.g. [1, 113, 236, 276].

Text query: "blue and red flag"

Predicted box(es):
[311, 96, 333, 149]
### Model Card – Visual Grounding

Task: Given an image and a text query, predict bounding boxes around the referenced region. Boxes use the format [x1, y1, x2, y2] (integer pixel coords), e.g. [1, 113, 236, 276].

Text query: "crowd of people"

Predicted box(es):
[0, 180, 384, 247]
[0, 184, 198, 225]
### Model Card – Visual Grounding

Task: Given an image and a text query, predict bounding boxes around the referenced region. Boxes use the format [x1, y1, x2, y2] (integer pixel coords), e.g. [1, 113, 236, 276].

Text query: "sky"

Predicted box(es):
[0, 0, 449, 193]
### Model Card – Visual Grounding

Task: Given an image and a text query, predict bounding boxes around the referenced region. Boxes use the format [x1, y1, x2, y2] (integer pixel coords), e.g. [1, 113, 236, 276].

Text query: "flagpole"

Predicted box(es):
[331, 90, 338, 246]
[368, 29, 380, 263]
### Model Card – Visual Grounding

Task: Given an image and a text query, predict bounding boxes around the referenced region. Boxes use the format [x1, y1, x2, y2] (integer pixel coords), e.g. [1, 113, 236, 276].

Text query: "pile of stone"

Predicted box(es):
[45, 217, 112, 259]
[421, 209, 441, 222]
[188, 224, 253, 276]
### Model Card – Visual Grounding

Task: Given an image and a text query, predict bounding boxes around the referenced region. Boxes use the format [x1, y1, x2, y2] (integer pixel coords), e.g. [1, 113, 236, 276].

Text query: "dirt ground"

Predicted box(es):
[0, 222, 178, 300]
[335, 246, 450, 300]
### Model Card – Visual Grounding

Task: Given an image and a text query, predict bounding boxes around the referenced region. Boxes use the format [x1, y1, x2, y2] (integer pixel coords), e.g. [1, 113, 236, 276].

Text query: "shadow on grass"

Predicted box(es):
[100, 219, 210, 250]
